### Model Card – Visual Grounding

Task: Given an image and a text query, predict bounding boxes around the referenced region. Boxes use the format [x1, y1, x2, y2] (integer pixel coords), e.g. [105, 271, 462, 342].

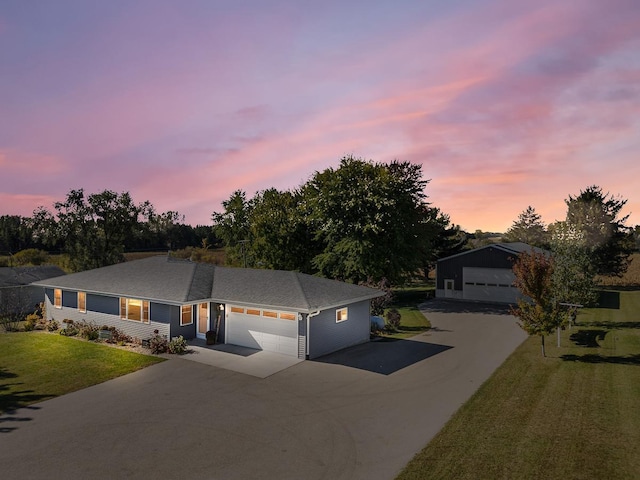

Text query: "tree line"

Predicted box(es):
[0, 190, 217, 271]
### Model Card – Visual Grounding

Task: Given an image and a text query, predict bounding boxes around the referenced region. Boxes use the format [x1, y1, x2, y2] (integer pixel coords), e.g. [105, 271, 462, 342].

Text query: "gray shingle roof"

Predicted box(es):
[32, 256, 383, 312]
[0, 266, 66, 288]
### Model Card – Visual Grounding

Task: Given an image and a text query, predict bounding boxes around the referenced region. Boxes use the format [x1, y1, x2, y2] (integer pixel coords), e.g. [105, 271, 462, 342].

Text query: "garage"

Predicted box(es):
[463, 267, 520, 303]
[436, 242, 546, 304]
[225, 305, 299, 357]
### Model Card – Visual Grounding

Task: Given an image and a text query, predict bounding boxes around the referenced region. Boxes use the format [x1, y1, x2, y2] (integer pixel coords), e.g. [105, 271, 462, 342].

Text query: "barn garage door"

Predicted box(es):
[226, 306, 298, 357]
[463, 267, 521, 304]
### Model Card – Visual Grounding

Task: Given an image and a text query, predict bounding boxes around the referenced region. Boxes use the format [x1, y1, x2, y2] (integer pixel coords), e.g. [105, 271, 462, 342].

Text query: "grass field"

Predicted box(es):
[0, 332, 164, 414]
[383, 284, 434, 339]
[397, 289, 640, 480]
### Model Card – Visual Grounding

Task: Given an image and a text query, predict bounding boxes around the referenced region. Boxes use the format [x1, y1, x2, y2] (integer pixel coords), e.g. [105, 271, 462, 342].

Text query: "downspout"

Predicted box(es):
[306, 310, 321, 359]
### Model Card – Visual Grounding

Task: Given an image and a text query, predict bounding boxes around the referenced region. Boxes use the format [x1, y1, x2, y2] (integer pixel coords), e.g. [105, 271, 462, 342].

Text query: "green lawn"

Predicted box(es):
[397, 289, 640, 479]
[382, 284, 433, 339]
[0, 332, 165, 414]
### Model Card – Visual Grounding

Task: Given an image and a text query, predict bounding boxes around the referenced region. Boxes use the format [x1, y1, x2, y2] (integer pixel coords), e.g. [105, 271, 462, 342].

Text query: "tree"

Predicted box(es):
[511, 250, 566, 357]
[211, 190, 253, 267]
[548, 221, 598, 307]
[248, 188, 318, 272]
[564, 185, 633, 277]
[303, 156, 432, 284]
[35, 189, 146, 271]
[504, 206, 548, 247]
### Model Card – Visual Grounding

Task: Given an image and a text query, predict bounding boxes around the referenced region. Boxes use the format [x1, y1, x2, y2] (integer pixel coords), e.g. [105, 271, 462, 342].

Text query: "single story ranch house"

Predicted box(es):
[436, 242, 544, 304]
[32, 255, 384, 359]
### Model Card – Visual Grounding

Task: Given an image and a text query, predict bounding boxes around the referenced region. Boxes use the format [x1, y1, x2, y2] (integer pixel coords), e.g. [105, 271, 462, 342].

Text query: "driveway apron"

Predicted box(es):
[0, 300, 527, 480]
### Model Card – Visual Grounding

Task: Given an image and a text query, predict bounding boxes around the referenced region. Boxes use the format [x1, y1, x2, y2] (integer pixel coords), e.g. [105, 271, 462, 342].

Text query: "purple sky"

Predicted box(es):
[1, 0, 639, 232]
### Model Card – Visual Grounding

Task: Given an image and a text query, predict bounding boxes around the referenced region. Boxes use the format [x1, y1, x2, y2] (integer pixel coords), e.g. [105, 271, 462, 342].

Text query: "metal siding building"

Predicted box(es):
[436, 243, 544, 304]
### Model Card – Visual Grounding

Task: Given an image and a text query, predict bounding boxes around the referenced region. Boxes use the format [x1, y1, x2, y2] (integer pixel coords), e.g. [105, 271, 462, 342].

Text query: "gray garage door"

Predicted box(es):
[463, 267, 521, 304]
[226, 306, 298, 357]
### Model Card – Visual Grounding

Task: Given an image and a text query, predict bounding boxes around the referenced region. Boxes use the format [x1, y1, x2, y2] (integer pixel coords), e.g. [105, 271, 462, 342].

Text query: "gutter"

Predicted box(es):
[306, 310, 321, 358]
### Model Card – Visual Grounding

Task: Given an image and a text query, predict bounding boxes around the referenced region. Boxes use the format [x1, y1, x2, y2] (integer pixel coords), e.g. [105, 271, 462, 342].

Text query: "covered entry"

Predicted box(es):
[225, 305, 299, 357]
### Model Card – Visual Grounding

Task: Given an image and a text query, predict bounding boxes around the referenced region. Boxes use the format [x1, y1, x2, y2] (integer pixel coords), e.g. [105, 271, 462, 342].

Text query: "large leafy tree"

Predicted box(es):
[34, 189, 146, 271]
[211, 190, 253, 267]
[504, 206, 548, 248]
[511, 250, 566, 357]
[303, 156, 431, 284]
[548, 221, 599, 307]
[564, 185, 633, 277]
[248, 188, 318, 272]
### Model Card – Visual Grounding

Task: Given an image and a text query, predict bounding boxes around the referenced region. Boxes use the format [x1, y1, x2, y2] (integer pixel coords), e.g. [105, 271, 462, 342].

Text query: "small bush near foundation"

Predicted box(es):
[385, 308, 402, 333]
[47, 319, 59, 332]
[168, 335, 188, 354]
[148, 334, 169, 354]
[23, 313, 40, 331]
[77, 321, 100, 341]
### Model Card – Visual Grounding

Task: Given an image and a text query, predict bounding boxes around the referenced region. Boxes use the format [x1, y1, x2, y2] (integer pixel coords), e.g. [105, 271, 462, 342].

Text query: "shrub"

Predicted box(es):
[168, 335, 188, 354]
[47, 319, 59, 332]
[23, 313, 39, 332]
[12, 248, 48, 266]
[148, 334, 169, 354]
[76, 321, 100, 340]
[385, 308, 402, 332]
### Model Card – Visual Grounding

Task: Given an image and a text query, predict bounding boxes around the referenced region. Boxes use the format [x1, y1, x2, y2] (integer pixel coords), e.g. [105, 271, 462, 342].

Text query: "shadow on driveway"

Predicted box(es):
[313, 338, 452, 375]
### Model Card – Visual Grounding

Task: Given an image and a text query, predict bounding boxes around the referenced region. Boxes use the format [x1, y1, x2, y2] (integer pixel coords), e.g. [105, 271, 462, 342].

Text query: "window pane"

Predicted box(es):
[78, 292, 86, 312]
[230, 306, 244, 313]
[54, 289, 62, 308]
[181, 305, 192, 326]
[246, 309, 260, 316]
[336, 308, 348, 322]
[279, 312, 296, 321]
[262, 310, 277, 318]
[128, 299, 142, 321]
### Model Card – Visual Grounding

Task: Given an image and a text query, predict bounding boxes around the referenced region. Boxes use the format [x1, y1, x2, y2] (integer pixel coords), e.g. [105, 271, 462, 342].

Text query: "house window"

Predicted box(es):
[181, 305, 193, 326]
[119, 298, 150, 323]
[78, 292, 86, 313]
[336, 307, 348, 323]
[54, 289, 62, 309]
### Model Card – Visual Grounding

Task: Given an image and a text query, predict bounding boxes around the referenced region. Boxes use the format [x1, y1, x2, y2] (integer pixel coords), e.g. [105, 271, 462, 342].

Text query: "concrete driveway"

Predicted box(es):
[1, 299, 527, 480]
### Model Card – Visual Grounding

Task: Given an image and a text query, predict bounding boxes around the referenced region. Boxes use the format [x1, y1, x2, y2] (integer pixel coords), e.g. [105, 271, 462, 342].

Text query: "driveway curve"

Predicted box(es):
[1, 299, 527, 480]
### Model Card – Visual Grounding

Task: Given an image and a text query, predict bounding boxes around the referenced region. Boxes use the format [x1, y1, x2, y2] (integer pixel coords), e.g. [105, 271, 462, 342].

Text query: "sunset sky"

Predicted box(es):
[1, 0, 639, 233]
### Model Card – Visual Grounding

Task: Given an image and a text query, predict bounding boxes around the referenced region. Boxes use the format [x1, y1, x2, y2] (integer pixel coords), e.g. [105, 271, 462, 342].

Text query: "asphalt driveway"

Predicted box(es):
[1, 299, 527, 480]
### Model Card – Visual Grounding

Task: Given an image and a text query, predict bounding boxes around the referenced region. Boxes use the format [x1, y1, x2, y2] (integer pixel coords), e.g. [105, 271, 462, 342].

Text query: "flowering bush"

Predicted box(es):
[168, 335, 188, 355]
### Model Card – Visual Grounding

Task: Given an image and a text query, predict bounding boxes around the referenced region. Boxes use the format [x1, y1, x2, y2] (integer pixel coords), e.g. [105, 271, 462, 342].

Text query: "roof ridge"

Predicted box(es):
[184, 261, 201, 303]
[291, 271, 311, 310]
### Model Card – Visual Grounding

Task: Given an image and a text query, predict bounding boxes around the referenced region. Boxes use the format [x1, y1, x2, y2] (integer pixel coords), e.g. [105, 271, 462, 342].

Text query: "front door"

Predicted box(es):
[197, 303, 209, 339]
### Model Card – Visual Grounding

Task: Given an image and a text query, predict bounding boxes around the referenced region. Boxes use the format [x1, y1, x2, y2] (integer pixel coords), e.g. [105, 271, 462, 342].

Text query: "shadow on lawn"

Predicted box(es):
[561, 354, 640, 366]
[570, 330, 607, 348]
[0, 367, 52, 431]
